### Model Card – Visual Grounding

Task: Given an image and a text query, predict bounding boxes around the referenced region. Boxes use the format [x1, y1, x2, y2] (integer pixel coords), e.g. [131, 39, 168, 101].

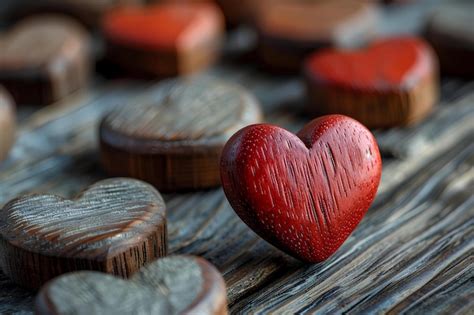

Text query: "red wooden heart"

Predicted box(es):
[304, 37, 438, 128]
[305, 37, 432, 90]
[220, 115, 382, 262]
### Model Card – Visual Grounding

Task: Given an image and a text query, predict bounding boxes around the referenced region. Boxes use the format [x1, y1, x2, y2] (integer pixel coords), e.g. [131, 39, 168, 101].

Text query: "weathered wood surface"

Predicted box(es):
[0, 1, 473, 314]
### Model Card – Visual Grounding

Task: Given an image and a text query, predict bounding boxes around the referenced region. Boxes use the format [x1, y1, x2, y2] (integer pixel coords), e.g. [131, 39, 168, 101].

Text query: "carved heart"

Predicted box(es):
[304, 37, 438, 128]
[35, 255, 228, 315]
[0, 15, 90, 105]
[0, 178, 167, 289]
[220, 115, 382, 262]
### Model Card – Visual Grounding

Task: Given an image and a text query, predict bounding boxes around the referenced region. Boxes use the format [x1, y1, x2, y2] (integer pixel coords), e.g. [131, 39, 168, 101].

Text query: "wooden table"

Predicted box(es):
[1, 1, 473, 314]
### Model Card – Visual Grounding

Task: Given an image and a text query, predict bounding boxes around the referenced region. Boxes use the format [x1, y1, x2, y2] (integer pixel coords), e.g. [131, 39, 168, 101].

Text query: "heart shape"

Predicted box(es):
[0, 178, 167, 289]
[35, 255, 227, 315]
[220, 115, 382, 262]
[0, 16, 90, 105]
[100, 77, 262, 191]
[102, 3, 223, 76]
[306, 37, 433, 89]
[103, 3, 222, 51]
[304, 37, 438, 127]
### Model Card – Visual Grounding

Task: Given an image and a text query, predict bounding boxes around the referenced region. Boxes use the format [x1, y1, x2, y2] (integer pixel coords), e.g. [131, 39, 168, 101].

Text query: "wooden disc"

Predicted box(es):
[424, 2, 474, 78]
[35, 255, 228, 315]
[0, 178, 167, 289]
[102, 3, 224, 77]
[100, 77, 262, 192]
[255, 0, 379, 72]
[304, 36, 439, 128]
[6, 0, 145, 29]
[0, 87, 15, 162]
[0, 15, 91, 105]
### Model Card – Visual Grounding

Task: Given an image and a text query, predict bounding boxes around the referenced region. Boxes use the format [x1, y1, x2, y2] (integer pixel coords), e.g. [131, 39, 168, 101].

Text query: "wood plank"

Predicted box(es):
[0, 75, 472, 313]
[0, 1, 472, 313]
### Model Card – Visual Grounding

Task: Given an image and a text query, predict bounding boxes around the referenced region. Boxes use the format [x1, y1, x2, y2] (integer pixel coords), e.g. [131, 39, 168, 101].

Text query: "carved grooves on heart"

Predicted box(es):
[1, 179, 165, 257]
[0, 179, 167, 288]
[103, 79, 245, 141]
[222, 117, 381, 262]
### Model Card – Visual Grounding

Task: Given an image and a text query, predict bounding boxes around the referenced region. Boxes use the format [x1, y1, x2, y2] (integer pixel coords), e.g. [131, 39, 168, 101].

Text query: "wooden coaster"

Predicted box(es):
[0, 87, 15, 162]
[254, 0, 379, 72]
[102, 3, 224, 78]
[0, 178, 167, 289]
[100, 77, 262, 192]
[304, 36, 439, 128]
[425, 3, 474, 78]
[6, 0, 145, 29]
[36, 255, 227, 315]
[0, 15, 90, 106]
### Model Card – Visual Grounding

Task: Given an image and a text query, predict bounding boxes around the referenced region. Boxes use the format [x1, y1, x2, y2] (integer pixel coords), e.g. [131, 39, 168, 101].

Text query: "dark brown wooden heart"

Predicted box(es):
[425, 2, 474, 78]
[254, 0, 379, 72]
[0, 178, 167, 289]
[0, 15, 90, 105]
[100, 77, 262, 192]
[0, 86, 15, 162]
[35, 255, 227, 315]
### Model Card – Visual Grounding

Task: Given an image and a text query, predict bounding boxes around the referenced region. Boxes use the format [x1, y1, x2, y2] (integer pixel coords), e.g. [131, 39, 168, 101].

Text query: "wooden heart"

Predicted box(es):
[304, 36, 439, 128]
[36, 255, 227, 315]
[102, 3, 224, 77]
[255, 0, 378, 72]
[0, 178, 167, 289]
[220, 115, 382, 262]
[0, 87, 15, 162]
[0, 15, 90, 105]
[100, 77, 262, 191]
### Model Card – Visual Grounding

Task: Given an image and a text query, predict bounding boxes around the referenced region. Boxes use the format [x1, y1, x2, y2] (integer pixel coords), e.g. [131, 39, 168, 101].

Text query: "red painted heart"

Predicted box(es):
[220, 115, 382, 262]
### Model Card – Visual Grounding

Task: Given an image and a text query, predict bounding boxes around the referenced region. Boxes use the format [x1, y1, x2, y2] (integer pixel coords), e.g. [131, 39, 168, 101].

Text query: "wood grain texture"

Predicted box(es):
[220, 115, 382, 262]
[0, 86, 15, 162]
[0, 178, 167, 289]
[305, 36, 439, 128]
[100, 77, 262, 191]
[255, 0, 379, 72]
[424, 2, 474, 78]
[0, 15, 91, 105]
[4, 0, 145, 29]
[102, 3, 224, 77]
[0, 77, 472, 314]
[35, 255, 227, 315]
[0, 2, 473, 312]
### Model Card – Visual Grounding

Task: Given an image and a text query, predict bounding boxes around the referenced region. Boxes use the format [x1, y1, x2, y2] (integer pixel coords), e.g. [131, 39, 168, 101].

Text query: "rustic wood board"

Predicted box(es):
[0, 1, 473, 314]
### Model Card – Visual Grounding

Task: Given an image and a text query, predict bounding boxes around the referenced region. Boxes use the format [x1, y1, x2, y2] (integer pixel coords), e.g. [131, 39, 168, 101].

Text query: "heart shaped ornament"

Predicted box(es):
[221, 115, 382, 262]
[35, 256, 227, 315]
[100, 77, 262, 192]
[0, 15, 90, 105]
[0, 178, 167, 289]
[304, 36, 439, 128]
[102, 3, 224, 77]
[0, 87, 15, 162]
[255, 0, 379, 72]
